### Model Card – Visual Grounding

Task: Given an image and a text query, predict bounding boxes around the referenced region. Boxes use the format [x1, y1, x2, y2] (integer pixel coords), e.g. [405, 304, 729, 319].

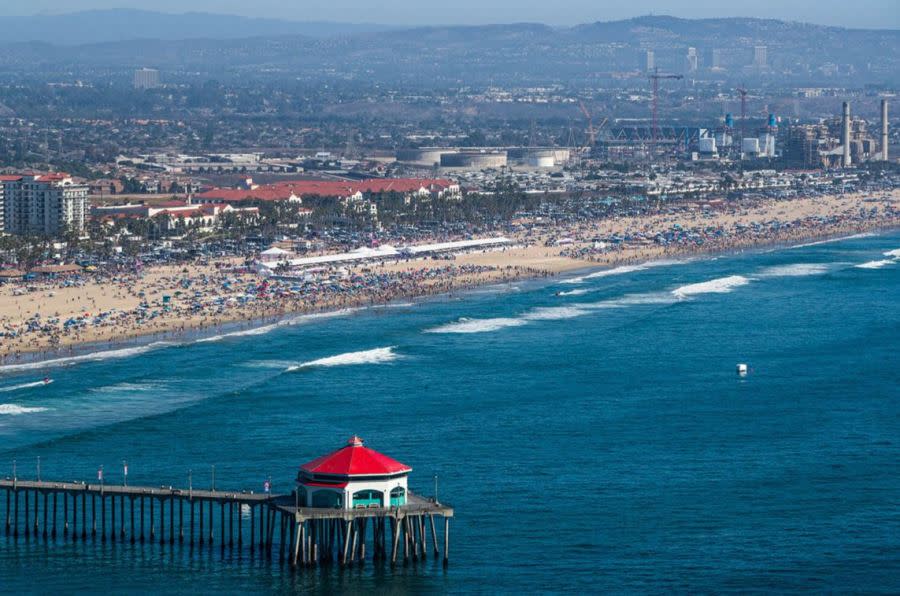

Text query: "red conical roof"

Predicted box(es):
[300, 436, 412, 477]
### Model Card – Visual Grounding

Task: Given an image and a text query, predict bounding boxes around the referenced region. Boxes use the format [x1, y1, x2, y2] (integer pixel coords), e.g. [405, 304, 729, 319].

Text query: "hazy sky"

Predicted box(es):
[4, 0, 899, 29]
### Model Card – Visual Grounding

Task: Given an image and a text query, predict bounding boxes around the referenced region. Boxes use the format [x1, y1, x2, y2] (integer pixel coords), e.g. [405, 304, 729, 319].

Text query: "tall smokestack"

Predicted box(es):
[882, 98, 889, 162]
[842, 101, 851, 167]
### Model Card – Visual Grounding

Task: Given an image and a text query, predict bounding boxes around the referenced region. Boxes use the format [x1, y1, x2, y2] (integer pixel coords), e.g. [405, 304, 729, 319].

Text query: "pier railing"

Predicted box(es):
[0, 478, 452, 568]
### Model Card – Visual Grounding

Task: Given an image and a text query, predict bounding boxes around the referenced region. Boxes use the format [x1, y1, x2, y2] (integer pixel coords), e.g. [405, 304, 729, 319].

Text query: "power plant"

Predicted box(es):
[782, 99, 889, 169]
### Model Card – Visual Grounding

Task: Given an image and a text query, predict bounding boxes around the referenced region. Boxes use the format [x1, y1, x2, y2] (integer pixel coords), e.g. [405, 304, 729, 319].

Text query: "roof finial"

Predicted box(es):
[347, 436, 364, 447]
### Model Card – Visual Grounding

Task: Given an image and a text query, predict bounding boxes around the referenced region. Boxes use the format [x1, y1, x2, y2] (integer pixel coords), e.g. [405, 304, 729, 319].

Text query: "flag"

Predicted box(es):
[264, 480, 270, 493]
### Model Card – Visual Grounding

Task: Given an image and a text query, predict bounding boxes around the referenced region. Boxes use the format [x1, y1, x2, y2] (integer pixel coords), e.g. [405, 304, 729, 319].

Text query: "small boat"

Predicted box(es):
[43, 377, 53, 385]
[736, 364, 748, 377]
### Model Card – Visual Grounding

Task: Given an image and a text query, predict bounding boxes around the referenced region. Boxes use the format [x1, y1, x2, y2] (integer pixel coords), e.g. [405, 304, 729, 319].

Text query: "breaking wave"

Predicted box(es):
[427, 317, 529, 334]
[672, 276, 751, 298]
[856, 259, 895, 269]
[287, 347, 400, 371]
[0, 342, 176, 375]
[196, 309, 360, 344]
[523, 306, 590, 321]
[557, 289, 589, 296]
[757, 263, 830, 277]
[789, 233, 876, 249]
[562, 259, 688, 285]
[0, 404, 49, 416]
[585, 293, 677, 309]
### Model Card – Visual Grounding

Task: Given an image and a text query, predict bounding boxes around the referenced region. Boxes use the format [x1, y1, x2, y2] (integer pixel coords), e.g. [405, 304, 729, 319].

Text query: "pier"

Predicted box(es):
[0, 478, 452, 568]
[0, 437, 453, 569]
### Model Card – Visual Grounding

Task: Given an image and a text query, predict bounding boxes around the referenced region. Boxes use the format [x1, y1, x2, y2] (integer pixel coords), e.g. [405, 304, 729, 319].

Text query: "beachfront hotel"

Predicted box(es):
[297, 436, 411, 510]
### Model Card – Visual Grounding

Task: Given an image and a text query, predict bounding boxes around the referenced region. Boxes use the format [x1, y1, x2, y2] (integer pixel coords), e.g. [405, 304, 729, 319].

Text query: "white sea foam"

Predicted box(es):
[242, 360, 300, 370]
[757, 263, 830, 278]
[855, 259, 895, 269]
[672, 275, 751, 298]
[196, 309, 360, 343]
[90, 381, 163, 394]
[287, 347, 400, 371]
[562, 259, 689, 285]
[0, 380, 51, 393]
[883, 248, 900, 258]
[523, 306, 590, 321]
[427, 317, 529, 334]
[586, 292, 677, 309]
[557, 289, 589, 297]
[0, 342, 175, 375]
[0, 404, 49, 416]
[789, 232, 875, 249]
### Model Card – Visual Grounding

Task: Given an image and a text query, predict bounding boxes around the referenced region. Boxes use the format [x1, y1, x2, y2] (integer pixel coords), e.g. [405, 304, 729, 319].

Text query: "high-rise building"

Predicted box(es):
[686, 47, 699, 74]
[711, 48, 724, 70]
[0, 179, 5, 234]
[1, 173, 89, 237]
[134, 68, 161, 90]
[753, 46, 767, 69]
[645, 49, 655, 72]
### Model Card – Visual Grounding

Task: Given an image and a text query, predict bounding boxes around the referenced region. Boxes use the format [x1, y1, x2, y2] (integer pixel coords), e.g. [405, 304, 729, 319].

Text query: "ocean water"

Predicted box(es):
[1, 231, 899, 593]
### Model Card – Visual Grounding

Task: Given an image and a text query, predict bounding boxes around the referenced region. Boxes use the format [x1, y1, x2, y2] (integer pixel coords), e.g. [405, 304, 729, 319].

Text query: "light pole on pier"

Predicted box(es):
[37, 456, 41, 482]
[211, 465, 216, 492]
[123, 460, 128, 487]
[434, 474, 439, 504]
[189, 469, 193, 499]
[13, 459, 16, 483]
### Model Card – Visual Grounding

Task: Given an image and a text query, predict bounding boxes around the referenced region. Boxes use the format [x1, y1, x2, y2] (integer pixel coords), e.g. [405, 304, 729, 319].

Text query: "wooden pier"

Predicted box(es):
[0, 478, 453, 568]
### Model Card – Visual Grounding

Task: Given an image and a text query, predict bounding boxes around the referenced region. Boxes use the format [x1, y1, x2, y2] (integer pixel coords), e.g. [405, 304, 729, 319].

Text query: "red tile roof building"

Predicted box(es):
[194, 178, 459, 205]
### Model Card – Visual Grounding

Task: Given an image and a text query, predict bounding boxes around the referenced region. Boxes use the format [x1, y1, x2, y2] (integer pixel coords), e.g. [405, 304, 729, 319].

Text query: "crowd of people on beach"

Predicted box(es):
[0, 259, 542, 362]
[1, 190, 897, 362]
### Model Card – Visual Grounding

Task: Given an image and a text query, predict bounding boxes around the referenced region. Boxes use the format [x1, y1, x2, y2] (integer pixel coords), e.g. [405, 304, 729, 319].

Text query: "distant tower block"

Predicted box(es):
[882, 99, 890, 162]
[133, 68, 160, 90]
[842, 101, 852, 167]
[686, 47, 699, 74]
[645, 49, 655, 72]
[753, 45, 767, 69]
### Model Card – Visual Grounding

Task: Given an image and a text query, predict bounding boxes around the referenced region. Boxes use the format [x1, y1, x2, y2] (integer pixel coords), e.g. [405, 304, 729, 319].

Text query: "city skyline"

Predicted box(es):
[4, 0, 899, 29]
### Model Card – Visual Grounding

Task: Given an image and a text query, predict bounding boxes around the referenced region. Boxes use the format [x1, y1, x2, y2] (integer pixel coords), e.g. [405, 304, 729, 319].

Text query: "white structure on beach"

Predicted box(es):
[260, 237, 512, 270]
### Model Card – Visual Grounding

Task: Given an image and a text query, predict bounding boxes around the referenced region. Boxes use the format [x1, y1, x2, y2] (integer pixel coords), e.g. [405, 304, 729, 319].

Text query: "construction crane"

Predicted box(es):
[578, 100, 596, 151]
[648, 67, 684, 152]
[736, 85, 749, 143]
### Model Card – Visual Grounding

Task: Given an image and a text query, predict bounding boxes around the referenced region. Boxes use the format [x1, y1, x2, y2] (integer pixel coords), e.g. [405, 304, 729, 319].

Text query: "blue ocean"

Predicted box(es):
[1, 231, 899, 593]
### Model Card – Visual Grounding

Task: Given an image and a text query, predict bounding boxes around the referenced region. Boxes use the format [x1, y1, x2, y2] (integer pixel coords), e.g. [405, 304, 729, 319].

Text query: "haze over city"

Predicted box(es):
[4, 0, 900, 28]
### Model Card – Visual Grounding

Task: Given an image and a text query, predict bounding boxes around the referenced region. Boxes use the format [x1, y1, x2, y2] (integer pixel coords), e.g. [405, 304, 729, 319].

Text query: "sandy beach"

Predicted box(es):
[1, 189, 897, 363]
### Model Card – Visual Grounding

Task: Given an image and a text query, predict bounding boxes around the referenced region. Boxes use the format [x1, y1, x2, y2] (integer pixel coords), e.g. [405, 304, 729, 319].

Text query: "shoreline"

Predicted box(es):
[1, 221, 897, 374]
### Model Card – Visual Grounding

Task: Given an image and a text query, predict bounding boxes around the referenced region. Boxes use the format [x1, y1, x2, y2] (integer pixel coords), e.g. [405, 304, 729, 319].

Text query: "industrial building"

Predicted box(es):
[0, 173, 89, 236]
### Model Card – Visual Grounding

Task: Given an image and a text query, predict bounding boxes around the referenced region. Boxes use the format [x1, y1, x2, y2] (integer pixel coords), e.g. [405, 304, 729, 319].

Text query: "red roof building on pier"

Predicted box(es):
[297, 436, 411, 509]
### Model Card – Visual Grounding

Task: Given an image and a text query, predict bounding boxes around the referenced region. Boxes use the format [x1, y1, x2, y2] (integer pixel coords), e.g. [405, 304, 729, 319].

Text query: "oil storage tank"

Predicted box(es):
[440, 151, 508, 169]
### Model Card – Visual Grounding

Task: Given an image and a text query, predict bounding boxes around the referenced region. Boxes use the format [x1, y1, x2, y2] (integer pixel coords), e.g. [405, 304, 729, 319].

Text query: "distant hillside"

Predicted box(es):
[0, 9, 393, 45]
[0, 13, 896, 86]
